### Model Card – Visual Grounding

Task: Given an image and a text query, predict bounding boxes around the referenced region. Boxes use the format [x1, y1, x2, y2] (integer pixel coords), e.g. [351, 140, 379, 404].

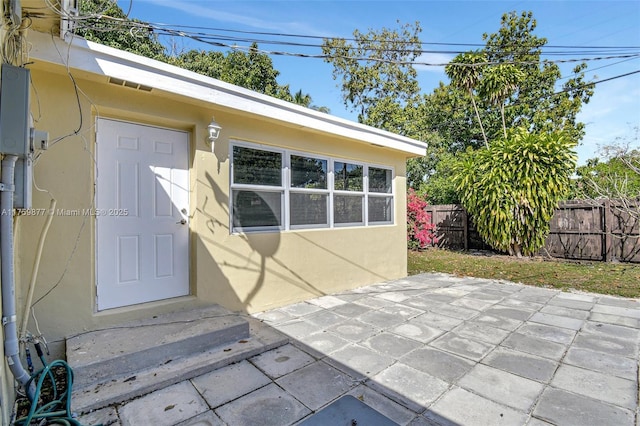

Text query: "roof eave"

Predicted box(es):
[27, 31, 427, 156]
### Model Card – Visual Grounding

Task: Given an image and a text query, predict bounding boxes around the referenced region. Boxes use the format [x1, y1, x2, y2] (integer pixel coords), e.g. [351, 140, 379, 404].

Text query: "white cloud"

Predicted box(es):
[413, 52, 453, 73]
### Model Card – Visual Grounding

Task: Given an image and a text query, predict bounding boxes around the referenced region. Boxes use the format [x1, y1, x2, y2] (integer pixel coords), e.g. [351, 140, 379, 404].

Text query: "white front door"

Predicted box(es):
[96, 119, 190, 310]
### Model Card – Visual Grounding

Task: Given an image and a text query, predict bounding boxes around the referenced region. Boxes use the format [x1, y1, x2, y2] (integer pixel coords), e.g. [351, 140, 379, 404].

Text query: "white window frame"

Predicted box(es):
[288, 150, 331, 230]
[230, 141, 286, 233]
[229, 140, 395, 233]
[367, 165, 395, 225]
[331, 158, 365, 227]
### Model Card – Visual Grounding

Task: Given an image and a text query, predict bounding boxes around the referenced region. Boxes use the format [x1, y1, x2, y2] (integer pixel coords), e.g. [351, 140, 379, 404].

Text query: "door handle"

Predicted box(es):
[177, 219, 187, 225]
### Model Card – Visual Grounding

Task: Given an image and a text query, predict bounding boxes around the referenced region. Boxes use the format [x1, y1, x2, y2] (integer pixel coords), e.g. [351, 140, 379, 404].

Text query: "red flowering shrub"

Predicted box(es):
[407, 189, 438, 249]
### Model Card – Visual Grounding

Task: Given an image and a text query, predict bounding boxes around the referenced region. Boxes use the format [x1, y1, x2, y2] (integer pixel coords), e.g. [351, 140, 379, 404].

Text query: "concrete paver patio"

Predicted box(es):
[81, 273, 640, 426]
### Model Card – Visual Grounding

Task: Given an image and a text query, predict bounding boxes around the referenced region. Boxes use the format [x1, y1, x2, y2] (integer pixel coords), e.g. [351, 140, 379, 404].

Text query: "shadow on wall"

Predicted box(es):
[197, 171, 326, 311]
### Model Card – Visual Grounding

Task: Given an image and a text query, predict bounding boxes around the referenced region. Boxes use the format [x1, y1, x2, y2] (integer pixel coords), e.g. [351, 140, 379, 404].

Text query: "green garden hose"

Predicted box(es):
[13, 359, 101, 426]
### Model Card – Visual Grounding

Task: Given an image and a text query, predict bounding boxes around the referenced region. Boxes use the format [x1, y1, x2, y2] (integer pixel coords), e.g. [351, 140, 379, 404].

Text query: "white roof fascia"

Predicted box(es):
[28, 31, 426, 156]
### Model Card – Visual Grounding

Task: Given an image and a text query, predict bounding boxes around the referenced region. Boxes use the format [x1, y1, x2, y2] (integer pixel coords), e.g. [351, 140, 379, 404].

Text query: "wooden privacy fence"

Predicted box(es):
[425, 200, 640, 263]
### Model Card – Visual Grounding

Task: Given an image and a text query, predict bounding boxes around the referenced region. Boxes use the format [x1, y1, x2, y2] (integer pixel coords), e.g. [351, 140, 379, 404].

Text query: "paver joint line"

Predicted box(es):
[83, 273, 640, 426]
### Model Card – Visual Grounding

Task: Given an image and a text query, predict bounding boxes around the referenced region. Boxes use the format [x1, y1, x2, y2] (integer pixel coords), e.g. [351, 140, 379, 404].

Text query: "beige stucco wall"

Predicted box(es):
[196, 115, 409, 313]
[15, 60, 409, 360]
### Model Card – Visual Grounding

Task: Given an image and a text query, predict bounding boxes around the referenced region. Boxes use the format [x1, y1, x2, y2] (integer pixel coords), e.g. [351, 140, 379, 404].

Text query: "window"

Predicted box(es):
[230, 142, 394, 232]
[290, 155, 329, 227]
[291, 155, 327, 189]
[231, 145, 284, 231]
[333, 161, 364, 225]
[368, 167, 393, 223]
[334, 162, 363, 191]
[233, 146, 282, 186]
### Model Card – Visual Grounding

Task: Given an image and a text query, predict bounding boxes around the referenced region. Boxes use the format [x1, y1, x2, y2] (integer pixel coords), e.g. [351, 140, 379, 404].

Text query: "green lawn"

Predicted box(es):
[408, 248, 640, 298]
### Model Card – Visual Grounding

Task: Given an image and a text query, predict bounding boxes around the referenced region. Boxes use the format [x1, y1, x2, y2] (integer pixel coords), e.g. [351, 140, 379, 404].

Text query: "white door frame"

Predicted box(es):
[95, 118, 190, 310]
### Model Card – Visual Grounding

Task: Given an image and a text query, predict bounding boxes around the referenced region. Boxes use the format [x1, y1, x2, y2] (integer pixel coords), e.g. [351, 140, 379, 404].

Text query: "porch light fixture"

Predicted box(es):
[207, 116, 222, 150]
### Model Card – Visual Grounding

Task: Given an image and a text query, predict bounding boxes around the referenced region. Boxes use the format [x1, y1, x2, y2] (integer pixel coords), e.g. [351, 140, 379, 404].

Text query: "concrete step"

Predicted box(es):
[67, 306, 250, 389]
[67, 308, 289, 413]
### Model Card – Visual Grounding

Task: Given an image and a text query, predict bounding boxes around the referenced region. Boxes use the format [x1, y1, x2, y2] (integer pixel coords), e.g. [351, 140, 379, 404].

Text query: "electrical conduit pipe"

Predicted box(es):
[19, 198, 56, 343]
[1, 155, 35, 400]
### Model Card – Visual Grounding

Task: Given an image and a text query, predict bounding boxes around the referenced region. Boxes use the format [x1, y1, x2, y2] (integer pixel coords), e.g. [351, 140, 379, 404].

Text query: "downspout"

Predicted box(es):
[1, 155, 35, 399]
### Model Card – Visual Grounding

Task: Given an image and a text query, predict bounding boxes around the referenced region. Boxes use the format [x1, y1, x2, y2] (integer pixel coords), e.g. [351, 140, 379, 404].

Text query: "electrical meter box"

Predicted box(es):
[14, 157, 32, 209]
[0, 63, 30, 156]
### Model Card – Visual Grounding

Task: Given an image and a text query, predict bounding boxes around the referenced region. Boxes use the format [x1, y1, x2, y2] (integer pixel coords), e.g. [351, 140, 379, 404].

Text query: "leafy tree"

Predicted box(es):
[454, 129, 577, 257]
[444, 12, 591, 256]
[445, 51, 489, 147]
[481, 12, 593, 144]
[74, 0, 166, 60]
[406, 131, 460, 204]
[75, 0, 328, 106]
[437, 11, 593, 149]
[572, 153, 640, 200]
[293, 89, 312, 107]
[321, 21, 423, 130]
[478, 64, 524, 138]
[417, 152, 460, 205]
[322, 12, 593, 200]
[570, 128, 640, 200]
[170, 45, 294, 101]
[292, 90, 331, 113]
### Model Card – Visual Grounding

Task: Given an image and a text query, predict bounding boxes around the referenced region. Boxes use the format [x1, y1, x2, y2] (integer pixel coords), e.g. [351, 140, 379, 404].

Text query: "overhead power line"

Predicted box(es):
[83, 17, 640, 50]
[70, 14, 640, 61]
[72, 18, 640, 68]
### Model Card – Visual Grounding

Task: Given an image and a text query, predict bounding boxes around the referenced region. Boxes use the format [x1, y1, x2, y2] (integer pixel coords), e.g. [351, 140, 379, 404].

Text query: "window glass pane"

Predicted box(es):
[334, 195, 363, 224]
[233, 146, 282, 186]
[369, 167, 392, 193]
[232, 190, 282, 228]
[290, 193, 328, 226]
[369, 196, 393, 222]
[291, 155, 327, 189]
[334, 162, 363, 191]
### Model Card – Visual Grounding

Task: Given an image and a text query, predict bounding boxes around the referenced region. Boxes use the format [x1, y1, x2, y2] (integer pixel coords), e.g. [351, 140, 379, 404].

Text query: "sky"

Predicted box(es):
[115, 0, 640, 165]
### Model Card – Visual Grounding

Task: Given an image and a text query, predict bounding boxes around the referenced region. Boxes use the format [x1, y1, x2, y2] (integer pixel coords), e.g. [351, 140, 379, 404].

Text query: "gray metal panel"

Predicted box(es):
[0, 64, 30, 156]
[13, 157, 32, 209]
[298, 395, 398, 426]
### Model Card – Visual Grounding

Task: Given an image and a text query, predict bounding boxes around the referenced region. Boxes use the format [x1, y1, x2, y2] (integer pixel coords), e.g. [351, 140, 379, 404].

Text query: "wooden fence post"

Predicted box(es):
[426, 205, 435, 248]
[462, 207, 469, 251]
[603, 199, 613, 262]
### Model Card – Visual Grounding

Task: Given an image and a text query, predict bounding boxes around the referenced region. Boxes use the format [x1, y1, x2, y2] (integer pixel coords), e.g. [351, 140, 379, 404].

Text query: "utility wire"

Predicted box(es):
[73, 18, 640, 67]
[50, 6, 640, 109]
[73, 15, 640, 50]
[70, 15, 640, 59]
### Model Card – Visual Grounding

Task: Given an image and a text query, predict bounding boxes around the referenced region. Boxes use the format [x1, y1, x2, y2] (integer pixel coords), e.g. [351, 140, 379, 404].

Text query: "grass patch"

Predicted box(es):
[408, 248, 640, 298]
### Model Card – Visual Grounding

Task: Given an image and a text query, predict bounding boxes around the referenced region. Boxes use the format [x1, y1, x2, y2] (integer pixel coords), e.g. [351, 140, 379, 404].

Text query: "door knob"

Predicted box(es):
[177, 219, 187, 225]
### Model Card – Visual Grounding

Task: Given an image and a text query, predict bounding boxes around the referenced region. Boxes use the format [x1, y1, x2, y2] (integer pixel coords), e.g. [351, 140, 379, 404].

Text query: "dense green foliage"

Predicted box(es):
[434, 11, 592, 150]
[571, 150, 640, 200]
[74, 0, 166, 60]
[454, 129, 577, 256]
[569, 129, 640, 200]
[443, 13, 590, 255]
[322, 12, 593, 207]
[168, 45, 295, 101]
[321, 21, 422, 129]
[75, 0, 322, 106]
